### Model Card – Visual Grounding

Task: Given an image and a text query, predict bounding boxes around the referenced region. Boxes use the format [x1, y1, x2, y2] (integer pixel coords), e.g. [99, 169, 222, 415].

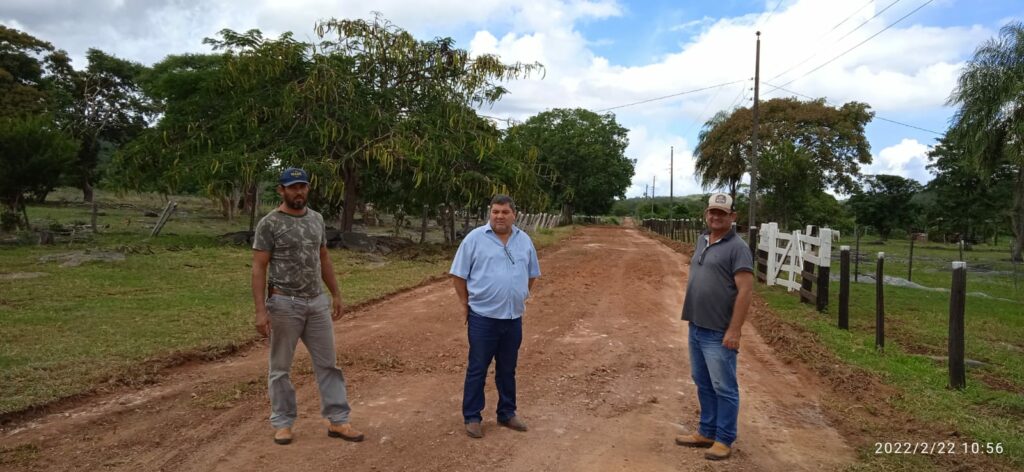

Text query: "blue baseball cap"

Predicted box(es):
[279, 167, 310, 187]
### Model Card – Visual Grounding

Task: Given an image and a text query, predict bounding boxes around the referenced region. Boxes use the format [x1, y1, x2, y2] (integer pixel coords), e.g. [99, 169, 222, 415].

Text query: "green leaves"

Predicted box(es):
[507, 108, 634, 217]
[947, 21, 1024, 261]
[695, 97, 874, 200]
[848, 174, 923, 240]
[0, 114, 78, 225]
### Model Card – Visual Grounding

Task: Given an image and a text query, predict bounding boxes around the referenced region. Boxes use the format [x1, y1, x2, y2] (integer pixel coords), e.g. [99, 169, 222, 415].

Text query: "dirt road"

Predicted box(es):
[1, 226, 854, 471]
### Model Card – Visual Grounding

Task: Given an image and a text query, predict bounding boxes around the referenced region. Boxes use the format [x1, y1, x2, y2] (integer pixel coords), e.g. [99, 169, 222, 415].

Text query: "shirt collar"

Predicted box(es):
[703, 228, 737, 244]
[485, 222, 520, 236]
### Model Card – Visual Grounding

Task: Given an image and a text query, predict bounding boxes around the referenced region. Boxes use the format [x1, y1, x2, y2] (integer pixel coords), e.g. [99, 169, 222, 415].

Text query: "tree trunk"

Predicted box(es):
[220, 196, 232, 220]
[248, 182, 259, 233]
[341, 161, 359, 232]
[91, 200, 98, 233]
[440, 204, 457, 245]
[82, 180, 94, 204]
[20, 198, 30, 229]
[448, 204, 457, 243]
[1011, 168, 1024, 262]
[420, 204, 428, 244]
[560, 202, 574, 226]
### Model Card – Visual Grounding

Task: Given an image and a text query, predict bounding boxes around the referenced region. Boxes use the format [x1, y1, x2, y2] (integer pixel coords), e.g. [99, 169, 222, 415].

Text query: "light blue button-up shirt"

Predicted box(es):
[449, 223, 541, 319]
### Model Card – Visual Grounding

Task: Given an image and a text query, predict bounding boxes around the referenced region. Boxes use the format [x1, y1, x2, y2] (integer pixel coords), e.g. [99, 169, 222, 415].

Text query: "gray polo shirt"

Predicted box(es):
[681, 229, 754, 332]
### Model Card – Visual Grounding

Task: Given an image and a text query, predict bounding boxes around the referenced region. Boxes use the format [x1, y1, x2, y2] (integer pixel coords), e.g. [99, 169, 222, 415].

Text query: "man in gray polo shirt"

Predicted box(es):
[252, 167, 364, 445]
[675, 192, 753, 461]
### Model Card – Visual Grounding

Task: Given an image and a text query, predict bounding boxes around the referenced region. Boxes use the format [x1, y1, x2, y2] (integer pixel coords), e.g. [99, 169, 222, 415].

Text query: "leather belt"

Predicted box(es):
[268, 287, 320, 300]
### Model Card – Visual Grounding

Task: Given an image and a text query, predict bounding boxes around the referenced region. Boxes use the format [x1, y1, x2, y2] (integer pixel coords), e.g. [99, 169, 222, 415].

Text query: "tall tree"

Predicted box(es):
[0, 25, 62, 118]
[926, 139, 1014, 242]
[508, 108, 634, 223]
[292, 16, 541, 231]
[116, 35, 304, 225]
[55, 49, 154, 203]
[847, 174, 922, 240]
[0, 114, 78, 229]
[947, 21, 1024, 261]
[694, 97, 874, 203]
[759, 141, 820, 228]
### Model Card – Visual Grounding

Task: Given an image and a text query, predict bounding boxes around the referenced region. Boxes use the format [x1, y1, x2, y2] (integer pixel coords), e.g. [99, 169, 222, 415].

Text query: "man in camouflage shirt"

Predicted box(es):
[252, 167, 364, 445]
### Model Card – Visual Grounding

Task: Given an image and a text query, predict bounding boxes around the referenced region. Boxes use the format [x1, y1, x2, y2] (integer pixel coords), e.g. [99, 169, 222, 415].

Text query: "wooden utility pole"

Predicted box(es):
[667, 146, 675, 237]
[749, 31, 761, 236]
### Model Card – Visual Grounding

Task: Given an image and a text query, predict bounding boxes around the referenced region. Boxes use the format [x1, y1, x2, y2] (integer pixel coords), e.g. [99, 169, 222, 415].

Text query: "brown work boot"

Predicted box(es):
[675, 432, 714, 448]
[704, 442, 732, 460]
[465, 422, 483, 438]
[273, 427, 293, 445]
[498, 416, 528, 432]
[327, 423, 364, 442]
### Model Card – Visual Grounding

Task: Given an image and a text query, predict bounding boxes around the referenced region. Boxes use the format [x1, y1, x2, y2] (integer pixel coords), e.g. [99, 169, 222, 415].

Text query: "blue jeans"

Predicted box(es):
[463, 313, 523, 423]
[689, 323, 739, 446]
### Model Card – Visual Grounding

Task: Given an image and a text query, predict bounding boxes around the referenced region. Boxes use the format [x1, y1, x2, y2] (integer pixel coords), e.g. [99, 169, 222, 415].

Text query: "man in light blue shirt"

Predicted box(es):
[450, 194, 541, 439]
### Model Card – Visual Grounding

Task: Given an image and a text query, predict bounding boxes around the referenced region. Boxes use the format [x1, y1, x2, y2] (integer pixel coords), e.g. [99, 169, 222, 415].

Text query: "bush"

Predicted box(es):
[1, 210, 19, 232]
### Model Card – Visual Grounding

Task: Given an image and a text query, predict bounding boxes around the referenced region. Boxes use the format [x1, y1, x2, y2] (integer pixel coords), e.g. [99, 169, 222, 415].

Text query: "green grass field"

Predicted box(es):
[0, 189, 573, 415]
[758, 237, 1023, 470]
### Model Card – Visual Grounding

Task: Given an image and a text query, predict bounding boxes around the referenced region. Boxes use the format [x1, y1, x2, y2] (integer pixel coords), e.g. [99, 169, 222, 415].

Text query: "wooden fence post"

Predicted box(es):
[908, 235, 915, 282]
[748, 226, 759, 275]
[816, 228, 832, 312]
[765, 223, 778, 286]
[755, 224, 768, 284]
[949, 261, 967, 390]
[839, 245, 850, 330]
[800, 230, 815, 305]
[855, 226, 861, 283]
[151, 201, 177, 237]
[876, 252, 885, 351]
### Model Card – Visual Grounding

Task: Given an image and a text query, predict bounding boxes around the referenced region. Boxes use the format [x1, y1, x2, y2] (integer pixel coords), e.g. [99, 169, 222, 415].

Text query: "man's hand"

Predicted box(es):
[254, 309, 271, 337]
[722, 328, 741, 350]
[331, 295, 344, 321]
[460, 304, 470, 324]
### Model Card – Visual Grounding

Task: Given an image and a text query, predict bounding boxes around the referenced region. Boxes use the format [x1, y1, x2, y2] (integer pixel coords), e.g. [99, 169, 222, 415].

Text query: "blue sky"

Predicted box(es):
[3, 0, 1022, 198]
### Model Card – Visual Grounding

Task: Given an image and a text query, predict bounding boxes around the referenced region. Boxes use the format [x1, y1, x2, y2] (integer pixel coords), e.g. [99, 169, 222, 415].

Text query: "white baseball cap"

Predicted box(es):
[707, 193, 733, 212]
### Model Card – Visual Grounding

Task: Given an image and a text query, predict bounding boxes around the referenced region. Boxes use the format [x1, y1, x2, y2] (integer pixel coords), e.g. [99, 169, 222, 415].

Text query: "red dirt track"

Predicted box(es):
[1, 226, 854, 471]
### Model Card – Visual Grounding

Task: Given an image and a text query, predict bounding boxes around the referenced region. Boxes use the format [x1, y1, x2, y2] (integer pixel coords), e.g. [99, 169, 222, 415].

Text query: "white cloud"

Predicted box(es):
[626, 127, 702, 198]
[865, 138, 931, 183]
[2, 0, 997, 198]
[474, 0, 989, 196]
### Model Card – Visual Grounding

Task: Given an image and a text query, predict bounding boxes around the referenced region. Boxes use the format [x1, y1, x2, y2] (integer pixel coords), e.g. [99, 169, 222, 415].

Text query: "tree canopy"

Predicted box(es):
[947, 21, 1024, 260]
[847, 174, 922, 240]
[507, 108, 635, 222]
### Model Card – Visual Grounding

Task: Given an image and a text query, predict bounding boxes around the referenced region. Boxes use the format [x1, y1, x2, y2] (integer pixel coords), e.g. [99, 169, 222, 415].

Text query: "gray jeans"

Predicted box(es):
[267, 293, 351, 428]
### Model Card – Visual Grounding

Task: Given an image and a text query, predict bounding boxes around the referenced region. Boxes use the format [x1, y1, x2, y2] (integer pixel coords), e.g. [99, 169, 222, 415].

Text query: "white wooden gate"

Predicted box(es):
[757, 222, 837, 293]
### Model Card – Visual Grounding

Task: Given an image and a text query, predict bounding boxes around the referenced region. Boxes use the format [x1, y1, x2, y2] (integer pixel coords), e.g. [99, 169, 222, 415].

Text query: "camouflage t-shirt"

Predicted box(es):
[252, 208, 327, 298]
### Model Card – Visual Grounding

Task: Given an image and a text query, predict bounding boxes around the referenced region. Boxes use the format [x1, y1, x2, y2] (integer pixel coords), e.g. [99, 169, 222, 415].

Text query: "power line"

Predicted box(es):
[825, 0, 875, 35]
[594, 79, 748, 113]
[758, 0, 786, 29]
[762, 81, 942, 135]
[682, 79, 744, 137]
[831, 0, 903, 45]
[768, 0, 935, 93]
[727, 79, 751, 111]
[765, 0, 899, 83]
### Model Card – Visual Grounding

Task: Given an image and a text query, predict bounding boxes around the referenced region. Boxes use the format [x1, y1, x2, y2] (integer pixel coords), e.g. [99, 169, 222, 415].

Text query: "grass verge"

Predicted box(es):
[640, 227, 1022, 470]
[0, 194, 575, 417]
